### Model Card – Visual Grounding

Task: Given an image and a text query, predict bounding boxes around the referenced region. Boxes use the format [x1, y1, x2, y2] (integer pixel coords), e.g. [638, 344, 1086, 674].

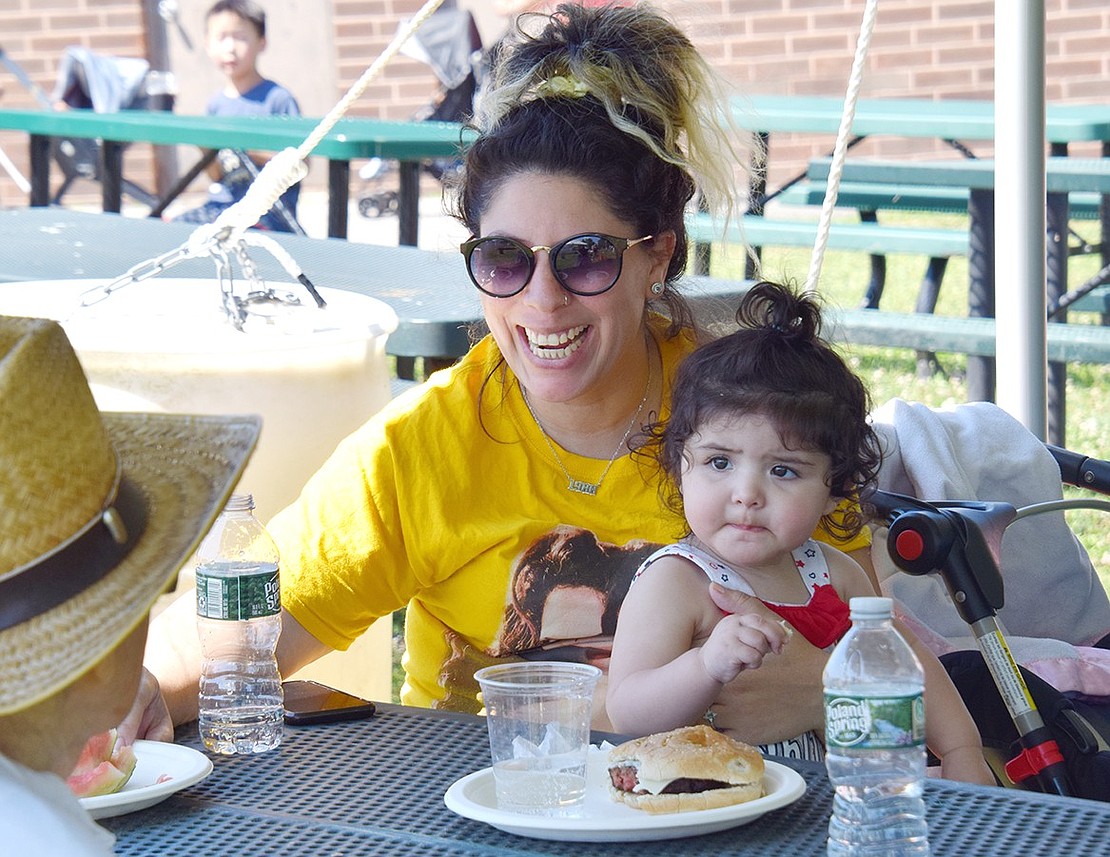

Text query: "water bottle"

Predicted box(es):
[824, 597, 929, 856]
[196, 494, 283, 754]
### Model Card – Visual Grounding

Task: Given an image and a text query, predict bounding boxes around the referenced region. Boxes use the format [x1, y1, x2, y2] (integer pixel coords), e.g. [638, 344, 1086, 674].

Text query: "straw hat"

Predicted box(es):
[0, 316, 260, 715]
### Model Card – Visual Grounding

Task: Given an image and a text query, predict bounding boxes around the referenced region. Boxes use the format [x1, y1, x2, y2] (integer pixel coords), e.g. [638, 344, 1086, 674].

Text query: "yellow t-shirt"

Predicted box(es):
[272, 323, 869, 715]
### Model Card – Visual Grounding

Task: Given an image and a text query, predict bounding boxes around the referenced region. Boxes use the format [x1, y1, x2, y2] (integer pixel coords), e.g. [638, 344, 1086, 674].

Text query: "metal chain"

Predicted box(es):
[519, 364, 652, 497]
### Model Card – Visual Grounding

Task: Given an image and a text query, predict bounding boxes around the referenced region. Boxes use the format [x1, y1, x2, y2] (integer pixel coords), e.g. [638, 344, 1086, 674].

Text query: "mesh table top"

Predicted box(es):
[103, 703, 1110, 856]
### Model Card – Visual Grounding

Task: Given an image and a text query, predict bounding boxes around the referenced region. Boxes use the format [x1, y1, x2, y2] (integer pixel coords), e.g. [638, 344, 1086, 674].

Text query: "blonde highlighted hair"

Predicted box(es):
[474, 2, 747, 223]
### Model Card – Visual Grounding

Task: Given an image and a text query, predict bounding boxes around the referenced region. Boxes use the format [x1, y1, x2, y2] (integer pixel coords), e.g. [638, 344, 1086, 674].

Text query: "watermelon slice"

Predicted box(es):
[67, 728, 137, 798]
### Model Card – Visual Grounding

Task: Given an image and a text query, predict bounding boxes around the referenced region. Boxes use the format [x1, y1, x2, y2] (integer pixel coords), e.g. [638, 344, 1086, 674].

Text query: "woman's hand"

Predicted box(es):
[115, 668, 174, 744]
[699, 587, 790, 684]
[705, 584, 828, 744]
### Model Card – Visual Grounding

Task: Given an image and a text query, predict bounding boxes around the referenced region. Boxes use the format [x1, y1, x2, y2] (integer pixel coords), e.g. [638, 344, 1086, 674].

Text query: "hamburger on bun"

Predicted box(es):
[607, 724, 764, 814]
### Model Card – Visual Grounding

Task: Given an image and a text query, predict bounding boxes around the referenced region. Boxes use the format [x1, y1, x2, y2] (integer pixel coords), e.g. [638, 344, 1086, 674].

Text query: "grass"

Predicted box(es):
[387, 212, 1110, 702]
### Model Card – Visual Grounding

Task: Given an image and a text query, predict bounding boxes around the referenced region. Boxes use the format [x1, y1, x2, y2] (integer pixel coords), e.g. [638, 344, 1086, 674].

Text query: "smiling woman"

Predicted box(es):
[137, 3, 874, 747]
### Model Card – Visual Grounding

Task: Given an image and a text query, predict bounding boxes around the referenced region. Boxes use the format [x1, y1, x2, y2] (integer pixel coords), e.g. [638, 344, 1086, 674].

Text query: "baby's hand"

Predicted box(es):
[699, 588, 791, 684]
[938, 745, 997, 786]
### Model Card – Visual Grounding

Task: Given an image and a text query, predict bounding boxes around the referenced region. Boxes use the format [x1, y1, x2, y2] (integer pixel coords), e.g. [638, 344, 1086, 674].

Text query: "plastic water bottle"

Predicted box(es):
[824, 597, 929, 856]
[196, 494, 283, 754]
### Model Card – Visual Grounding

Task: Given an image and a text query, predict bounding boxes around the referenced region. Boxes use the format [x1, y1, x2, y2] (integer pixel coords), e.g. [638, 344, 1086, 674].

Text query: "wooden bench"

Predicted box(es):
[689, 199, 1108, 319]
[684, 275, 1110, 365]
[777, 181, 1104, 220]
[685, 210, 969, 317]
[1065, 284, 1110, 323]
[687, 212, 970, 257]
[771, 181, 1108, 315]
[826, 309, 1110, 364]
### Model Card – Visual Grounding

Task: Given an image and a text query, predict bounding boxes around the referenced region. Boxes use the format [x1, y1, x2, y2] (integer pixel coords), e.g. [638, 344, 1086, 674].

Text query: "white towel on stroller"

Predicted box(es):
[871, 398, 1110, 696]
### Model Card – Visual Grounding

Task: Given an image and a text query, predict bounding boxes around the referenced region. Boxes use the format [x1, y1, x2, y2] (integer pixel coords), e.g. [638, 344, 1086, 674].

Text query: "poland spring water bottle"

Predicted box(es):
[196, 494, 283, 754]
[824, 597, 929, 856]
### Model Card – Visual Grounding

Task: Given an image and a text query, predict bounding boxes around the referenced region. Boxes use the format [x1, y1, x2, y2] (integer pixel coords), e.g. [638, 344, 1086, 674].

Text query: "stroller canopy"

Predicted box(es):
[51, 45, 150, 112]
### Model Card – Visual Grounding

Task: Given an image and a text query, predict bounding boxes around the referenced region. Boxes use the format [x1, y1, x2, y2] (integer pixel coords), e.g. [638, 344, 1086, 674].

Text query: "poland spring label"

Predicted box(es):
[824, 693, 925, 750]
[196, 564, 281, 620]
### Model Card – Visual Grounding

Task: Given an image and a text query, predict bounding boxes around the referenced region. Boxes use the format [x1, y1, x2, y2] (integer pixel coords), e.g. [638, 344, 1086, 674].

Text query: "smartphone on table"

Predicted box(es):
[282, 679, 377, 725]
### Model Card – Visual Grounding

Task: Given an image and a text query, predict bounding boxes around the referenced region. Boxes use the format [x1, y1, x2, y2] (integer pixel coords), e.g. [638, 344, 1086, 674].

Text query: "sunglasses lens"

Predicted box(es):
[554, 235, 621, 294]
[468, 238, 530, 295]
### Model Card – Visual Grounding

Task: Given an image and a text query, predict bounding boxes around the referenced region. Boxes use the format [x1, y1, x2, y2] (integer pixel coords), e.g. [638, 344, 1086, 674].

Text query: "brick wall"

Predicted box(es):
[0, 0, 150, 206]
[696, 0, 1110, 185]
[2, 1, 1109, 207]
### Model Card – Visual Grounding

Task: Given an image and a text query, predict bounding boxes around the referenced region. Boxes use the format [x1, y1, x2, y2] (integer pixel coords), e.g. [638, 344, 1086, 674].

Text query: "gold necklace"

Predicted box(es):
[520, 363, 652, 497]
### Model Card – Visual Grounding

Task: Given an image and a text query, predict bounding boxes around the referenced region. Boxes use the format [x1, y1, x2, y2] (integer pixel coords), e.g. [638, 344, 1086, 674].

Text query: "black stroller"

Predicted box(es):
[870, 445, 1110, 800]
[0, 44, 174, 206]
[356, 0, 483, 218]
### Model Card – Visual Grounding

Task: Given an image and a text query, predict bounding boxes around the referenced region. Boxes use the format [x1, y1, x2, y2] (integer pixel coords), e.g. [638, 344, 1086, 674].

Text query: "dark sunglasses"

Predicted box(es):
[460, 233, 654, 298]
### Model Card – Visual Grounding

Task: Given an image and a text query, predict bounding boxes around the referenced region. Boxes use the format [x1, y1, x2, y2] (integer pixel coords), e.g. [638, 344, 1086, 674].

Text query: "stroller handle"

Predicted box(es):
[1046, 444, 1110, 495]
[868, 489, 1074, 796]
[869, 490, 1014, 624]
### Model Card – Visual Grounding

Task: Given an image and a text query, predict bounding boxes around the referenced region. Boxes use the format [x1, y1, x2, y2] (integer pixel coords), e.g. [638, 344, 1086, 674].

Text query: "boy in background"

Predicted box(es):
[174, 0, 302, 232]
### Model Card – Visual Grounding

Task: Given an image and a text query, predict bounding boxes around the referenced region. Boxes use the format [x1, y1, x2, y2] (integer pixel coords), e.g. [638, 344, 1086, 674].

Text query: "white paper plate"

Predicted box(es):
[79, 741, 213, 820]
[443, 749, 806, 842]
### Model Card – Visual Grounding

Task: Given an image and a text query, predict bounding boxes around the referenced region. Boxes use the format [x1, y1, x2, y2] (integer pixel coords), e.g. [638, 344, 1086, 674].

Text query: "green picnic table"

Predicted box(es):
[736, 95, 1110, 144]
[729, 95, 1110, 285]
[6, 206, 1108, 442]
[808, 156, 1110, 445]
[0, 207, 482, 379]
[0, 108, 472, 243]
[809, 155, 1110, 193]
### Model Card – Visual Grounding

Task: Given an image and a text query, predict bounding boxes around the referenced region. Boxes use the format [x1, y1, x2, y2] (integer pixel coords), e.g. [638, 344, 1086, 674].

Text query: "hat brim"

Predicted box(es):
[0, 412, 260, 715]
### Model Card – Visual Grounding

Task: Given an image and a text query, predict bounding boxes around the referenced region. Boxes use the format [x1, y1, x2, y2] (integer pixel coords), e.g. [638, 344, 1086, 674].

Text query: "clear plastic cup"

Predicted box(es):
[475, 662, 601, 816]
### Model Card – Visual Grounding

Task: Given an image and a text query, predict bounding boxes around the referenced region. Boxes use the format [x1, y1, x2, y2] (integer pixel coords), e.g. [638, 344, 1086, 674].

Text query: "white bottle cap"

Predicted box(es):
[848, 596, 893, 619]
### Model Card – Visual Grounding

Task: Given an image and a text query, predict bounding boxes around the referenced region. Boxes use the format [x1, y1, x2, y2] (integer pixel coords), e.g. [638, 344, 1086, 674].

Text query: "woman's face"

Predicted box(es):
[476, 172, 674, 408]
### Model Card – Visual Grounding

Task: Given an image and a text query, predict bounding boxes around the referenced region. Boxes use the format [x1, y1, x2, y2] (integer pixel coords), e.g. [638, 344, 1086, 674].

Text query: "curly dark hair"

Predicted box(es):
[446, 3, 753, 429]
[640, 281, 883, 540]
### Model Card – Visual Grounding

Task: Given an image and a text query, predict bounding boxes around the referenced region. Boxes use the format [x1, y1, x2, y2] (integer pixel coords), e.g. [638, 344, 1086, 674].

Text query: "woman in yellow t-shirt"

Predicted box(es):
[136, 2, 874, 743]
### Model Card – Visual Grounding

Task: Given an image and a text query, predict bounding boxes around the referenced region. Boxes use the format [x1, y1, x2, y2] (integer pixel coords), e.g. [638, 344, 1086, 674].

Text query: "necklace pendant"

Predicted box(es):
[567, 478, 599, 496]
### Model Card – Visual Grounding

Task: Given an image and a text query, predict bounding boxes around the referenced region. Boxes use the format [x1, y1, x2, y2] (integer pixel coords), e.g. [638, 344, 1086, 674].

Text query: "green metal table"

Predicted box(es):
[100, 703, 1110, 856]
[731, 96, 1110, 287]
[0, 207, 482, 376]
[736, 95, 1110, 144]
[808, 156, 1110, 445]
[0, 108, 472, 243]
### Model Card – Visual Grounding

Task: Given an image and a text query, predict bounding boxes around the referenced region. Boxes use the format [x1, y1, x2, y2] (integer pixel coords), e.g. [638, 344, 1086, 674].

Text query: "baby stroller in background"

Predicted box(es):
[49, 46, 175, 207]
[0, 44, 175, 207]
[356, 1, 483, 218]
[869, 400, 1110, 800]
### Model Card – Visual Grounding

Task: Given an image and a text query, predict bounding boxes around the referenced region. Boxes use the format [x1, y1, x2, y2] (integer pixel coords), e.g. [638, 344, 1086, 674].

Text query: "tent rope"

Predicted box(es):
[804, 0, 880, 293]
[81, 0, 447, 320]
[212, 0, 448, 237]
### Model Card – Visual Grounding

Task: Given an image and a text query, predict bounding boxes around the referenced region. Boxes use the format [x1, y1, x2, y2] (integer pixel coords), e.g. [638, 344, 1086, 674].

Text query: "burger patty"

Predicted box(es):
[609, 765, 639, 792]
[609, 765, 732, 795]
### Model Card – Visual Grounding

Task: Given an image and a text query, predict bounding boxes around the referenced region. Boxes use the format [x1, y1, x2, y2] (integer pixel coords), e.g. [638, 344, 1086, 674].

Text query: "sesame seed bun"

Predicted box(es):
[607, 725, 765, 813]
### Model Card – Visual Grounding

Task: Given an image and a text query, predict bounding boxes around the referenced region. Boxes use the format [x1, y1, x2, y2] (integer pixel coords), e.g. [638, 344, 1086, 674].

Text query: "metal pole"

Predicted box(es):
[994, 0, 1047, 440]
[140, 0, 179, 198]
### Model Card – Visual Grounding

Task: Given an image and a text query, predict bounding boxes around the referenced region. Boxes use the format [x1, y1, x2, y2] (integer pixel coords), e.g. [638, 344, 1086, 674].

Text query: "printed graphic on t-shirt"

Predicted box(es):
[433, 525, 657, 711]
